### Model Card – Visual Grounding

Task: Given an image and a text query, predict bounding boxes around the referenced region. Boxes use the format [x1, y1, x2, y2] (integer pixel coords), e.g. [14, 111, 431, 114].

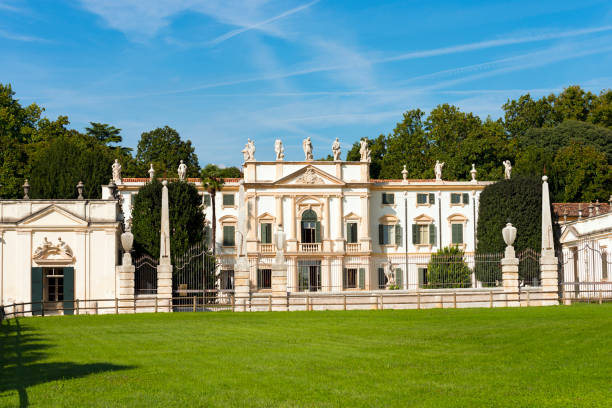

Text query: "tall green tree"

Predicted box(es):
[136, 126, 199, 178]
[85, 122, 122, 145]
[346, 134, 386, 178]
[131, 179, 204, 260]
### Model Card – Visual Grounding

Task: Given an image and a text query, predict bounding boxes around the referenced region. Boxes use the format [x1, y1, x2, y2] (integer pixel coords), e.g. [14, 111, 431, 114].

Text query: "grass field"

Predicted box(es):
[1, 305, 611, 407]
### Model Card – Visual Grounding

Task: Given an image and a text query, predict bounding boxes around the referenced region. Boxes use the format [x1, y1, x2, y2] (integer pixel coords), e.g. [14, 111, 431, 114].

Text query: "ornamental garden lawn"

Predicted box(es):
[1, 304, 611, 407]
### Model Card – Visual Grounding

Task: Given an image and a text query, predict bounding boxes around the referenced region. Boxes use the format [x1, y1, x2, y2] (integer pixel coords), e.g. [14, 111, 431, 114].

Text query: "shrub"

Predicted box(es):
[131, 179, 204, 261]
[426, 246, 472, 288]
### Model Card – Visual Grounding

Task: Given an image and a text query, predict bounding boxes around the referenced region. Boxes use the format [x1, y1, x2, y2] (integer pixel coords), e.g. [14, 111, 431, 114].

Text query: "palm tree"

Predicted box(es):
[201, 165, 224, 256]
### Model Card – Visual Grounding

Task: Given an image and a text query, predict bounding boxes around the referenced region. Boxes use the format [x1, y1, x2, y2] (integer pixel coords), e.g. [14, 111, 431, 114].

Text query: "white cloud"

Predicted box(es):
[0, 28, 50, 42]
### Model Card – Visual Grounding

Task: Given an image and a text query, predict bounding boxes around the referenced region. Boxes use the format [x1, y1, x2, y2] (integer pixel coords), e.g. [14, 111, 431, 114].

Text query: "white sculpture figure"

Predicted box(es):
[303, 137, 313, 161]
[503, 160, 512, 180]
[359, 138, 371, 162]
[111, 159, 122, 183]
[402, 165, 408, 183]
[148, 163, 155, 180]
[470, 163, 477, 182]
[242, 138, 256, 161]
[274, 225, 286, 264]
[434, 160, 445, 181]
[384, 263, 396, 288]
[177, 160, 187, 181]
[332, 138, 341, 161]
[274, 139, 285, 161]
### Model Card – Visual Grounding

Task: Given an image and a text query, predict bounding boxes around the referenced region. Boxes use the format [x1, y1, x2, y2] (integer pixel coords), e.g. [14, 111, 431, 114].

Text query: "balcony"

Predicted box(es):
[299, 243, 321, 253]
[346, 243, 361, 253]
[259, 243, 275, 254]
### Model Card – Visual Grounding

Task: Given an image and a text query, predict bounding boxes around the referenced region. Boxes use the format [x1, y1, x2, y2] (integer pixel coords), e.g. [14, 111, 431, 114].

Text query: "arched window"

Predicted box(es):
[301, 209, 321, 243]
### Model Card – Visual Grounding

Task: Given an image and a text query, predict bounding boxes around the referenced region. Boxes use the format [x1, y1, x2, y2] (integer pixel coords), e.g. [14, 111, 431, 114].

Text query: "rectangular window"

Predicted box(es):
[260, 223, 272, 244]
[452, 223, 464, 244]
[221, 270, 234, 290]
[45, 268, 64, 302]
[344, 268, 357, 289]
[379, 224, 394, 245]
[222, 225, 235, 246]
[298, 260, 321, 292]
[347, 222, 358, 243]
[203, 194, 211, 206]
[417, 193, 428, 204]
[417, 224, 429, 245]
[429, 193, 435, 204]
[257, 269, 272, 289]
[451, 193, 461, 204]
[382, 193, 395, 205]
[462, 193, 470, 205]
[222, 194, 235, 206]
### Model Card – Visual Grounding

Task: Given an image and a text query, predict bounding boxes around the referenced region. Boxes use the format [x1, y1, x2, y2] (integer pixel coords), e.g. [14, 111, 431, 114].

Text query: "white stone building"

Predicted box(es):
[109, 142, 492, 294]
[0, 199, 121, 313]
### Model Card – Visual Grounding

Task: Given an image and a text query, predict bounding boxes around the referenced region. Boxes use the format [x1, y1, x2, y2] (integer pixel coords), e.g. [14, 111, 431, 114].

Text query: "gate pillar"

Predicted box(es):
[501, 223, 520, 307]
[118, 231, 135, 313]
[271, 262, 288, 311]
[234, 257, 250, 311]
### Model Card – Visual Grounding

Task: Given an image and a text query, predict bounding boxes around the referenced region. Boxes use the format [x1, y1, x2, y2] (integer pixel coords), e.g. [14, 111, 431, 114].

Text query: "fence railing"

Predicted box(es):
[1, 287, 574, 320]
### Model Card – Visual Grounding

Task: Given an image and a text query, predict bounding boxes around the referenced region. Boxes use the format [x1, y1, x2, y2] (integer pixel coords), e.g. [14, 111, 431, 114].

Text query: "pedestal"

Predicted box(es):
[501, 257, 519, 307]
[157, 262, 173, 312]
[234, 257, 251, 311]
[540, 253, 559, 306]
[117, 264, 135, 314]
[271, 262, 288, 311]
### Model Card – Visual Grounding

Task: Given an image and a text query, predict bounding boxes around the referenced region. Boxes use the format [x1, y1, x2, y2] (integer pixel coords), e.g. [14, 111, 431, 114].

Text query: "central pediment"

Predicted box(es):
[274, 165, 345, 186]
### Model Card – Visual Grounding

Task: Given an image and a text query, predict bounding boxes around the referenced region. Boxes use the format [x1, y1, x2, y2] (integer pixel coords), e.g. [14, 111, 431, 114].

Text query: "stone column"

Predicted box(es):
[157, 180, 173, 312]
[359, 193, 371, 251]
[118, 231, 135, 313]
[287, 195, 297, 252]
[323, 195, 331, 251]
[501, 223, 520, 307]
[540, 176, 559, 306]
[335, 195, 345, 253]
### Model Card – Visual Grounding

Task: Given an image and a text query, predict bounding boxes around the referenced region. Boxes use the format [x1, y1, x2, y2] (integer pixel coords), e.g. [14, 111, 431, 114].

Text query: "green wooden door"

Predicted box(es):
[31, 267, 43, 315]
[63, 267, 74, 315]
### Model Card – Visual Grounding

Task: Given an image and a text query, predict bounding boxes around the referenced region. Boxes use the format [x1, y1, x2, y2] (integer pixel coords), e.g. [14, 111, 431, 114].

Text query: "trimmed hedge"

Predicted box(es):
[426, 246, 471, 288]
[131, 179, 204, 261]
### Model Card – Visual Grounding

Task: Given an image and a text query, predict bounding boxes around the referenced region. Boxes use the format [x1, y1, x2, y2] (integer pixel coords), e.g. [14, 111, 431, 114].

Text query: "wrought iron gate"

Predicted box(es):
[558, 240, 612, 302]
[134, 253, 158, 295]
[173, 240, 223, 307]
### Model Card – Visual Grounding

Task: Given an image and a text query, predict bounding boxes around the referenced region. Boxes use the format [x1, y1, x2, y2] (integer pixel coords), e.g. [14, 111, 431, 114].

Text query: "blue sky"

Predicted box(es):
[2, 0, 612, 167]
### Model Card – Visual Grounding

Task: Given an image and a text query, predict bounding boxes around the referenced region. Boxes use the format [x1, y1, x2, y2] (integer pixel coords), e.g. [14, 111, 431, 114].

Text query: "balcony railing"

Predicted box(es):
[259, 243, 274, 253]
[299, 243, 321, 253]
[346, 243, 361, 253]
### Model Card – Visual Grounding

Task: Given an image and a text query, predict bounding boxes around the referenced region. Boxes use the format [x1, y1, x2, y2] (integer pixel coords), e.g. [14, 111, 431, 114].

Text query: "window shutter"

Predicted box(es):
[342, 268, 347, 290]
[224, 225, 235, 246]
[379, 224, 384, 245]
[260, 223, 265, 243]
[457, 224, 463, 244]
[395, 268, 403, 288]
[382, 194, 387, 204]
[429, 224, 437, 245]
[412, 224, 418, 244]
[31, 267, 43, 315]
[462, 193, 469, 205]
[429, 193, 435, 204]
[378, 267, 385, 289]
[314, 221, 321, 243]
[452, 224, 458, 243]
[63, 267, 74, 315]
[395, 224, 402, 246]
[358, 268, 365, 289]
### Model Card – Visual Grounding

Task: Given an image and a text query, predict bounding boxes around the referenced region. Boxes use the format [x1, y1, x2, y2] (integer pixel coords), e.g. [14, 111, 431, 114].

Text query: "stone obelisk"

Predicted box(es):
[234, 180, 250, 310]
[157, 180, 173, 311]
[539, 176, 558, 305]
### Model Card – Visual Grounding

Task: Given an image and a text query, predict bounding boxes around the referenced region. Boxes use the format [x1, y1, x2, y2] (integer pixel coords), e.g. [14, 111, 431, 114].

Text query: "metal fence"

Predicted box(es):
[134, 254, 158, 295]
[558, 240, 612, 302]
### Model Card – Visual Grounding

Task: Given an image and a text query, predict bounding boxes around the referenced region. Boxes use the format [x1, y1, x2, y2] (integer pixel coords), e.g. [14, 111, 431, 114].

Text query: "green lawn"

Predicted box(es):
[1, 305, 611, 407]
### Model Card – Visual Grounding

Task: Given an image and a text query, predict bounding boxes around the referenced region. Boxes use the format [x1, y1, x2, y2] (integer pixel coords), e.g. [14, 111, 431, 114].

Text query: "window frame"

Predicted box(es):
[257, 268, 272, 290]
[222, 224, 236, 247]
[222, 193, 235, 207]
[382, 193, 395, 205]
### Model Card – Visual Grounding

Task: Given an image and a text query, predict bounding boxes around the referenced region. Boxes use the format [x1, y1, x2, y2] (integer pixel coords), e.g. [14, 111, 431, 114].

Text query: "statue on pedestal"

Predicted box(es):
[177, 160, 187, 181]
[242, 139, 256, 162]
[470, 163, 477, 182]
[359, 138, 371, 162]
[303, 137, 313, 161]
[112, 159, 122, 183]
[332, 138, 341, 161]
[148, 163, 155, 181]
[274, 139, 285, 161]
[503, 160, 512, 180]
[434, 160, 444, 181]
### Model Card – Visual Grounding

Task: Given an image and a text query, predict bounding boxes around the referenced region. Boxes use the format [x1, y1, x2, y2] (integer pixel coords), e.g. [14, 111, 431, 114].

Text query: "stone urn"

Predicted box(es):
[502, 222, 517, 258]
[121, 231, 134, 266]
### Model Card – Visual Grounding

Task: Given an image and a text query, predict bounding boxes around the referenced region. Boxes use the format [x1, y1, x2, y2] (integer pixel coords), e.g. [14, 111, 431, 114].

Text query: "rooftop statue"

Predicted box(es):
[503, 160, 512, 180]
[359, 138, 371, 162]
[177, 160, 187, 181]
[242, 138, 256, 162]
[148, 163, 155, 181]
[434, 160, 445, 181]
[274, 139, 285, 161]
[303, 137, 313, 161]
[111, 159, 122, 183]
[332, 138, 341, 161]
